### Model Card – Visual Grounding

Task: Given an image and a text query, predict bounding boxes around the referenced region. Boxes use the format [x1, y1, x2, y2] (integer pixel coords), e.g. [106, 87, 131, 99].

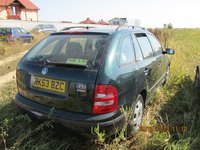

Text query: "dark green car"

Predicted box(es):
[15, 27, 175, 137]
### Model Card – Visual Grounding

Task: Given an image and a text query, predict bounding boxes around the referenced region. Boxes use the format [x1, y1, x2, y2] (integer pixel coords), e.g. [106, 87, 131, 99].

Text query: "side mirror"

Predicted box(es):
[164, 48, 175, 55]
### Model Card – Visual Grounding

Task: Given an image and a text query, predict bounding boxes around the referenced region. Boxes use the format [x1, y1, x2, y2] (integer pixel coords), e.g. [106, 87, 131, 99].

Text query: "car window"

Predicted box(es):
[48, 24, 55, 28]
[147, 34, 163, 55]
[36, 24, 44, 29]
[135, 33, 153, 59]
[24, 34, 109, 69]
[68, 38, 87, 51]
[131, 34, 143, 61]
[20, 28, 27, 34]
[37, 40, 58, 55]
[44, 25, 48, 29]
[14, 28, 22, 35]
[119, 35, 135, 66]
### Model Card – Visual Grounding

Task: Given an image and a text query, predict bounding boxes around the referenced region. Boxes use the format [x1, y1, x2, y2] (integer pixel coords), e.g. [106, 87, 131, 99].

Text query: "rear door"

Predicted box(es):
[133, 33, 157, 91]
[116, 34, 141, 106]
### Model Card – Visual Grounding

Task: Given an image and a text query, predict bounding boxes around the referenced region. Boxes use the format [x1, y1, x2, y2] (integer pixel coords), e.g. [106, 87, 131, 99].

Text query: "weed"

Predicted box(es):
[91, 124, 106, 143]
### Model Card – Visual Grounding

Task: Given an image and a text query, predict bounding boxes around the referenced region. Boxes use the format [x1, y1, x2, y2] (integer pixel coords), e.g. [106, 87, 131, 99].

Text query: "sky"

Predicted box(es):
[31, 0, 200, 28]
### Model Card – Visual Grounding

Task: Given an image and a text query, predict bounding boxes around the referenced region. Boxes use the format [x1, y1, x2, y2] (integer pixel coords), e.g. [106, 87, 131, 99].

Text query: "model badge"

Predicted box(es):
[76, 83, 86, 92]
[42, 67, 48, 75]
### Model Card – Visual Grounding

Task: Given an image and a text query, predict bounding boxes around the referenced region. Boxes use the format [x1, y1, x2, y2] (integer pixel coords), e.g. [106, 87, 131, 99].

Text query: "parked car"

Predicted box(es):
[32, 24, 57, 33]
[15, 26, 175, 137]
[0, 27, 33, 43]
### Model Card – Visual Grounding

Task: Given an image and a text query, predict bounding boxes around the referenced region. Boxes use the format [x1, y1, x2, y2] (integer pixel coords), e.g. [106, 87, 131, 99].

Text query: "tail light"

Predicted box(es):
[92, 85, 118, 114]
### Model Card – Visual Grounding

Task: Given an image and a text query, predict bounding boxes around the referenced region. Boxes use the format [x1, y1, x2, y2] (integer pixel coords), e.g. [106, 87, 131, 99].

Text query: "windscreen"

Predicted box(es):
[24, 34, 109, 69]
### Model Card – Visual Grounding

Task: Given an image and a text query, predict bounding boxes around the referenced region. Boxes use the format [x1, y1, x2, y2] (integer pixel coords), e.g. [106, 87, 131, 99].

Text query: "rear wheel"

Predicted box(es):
[126, 94, 144, 138]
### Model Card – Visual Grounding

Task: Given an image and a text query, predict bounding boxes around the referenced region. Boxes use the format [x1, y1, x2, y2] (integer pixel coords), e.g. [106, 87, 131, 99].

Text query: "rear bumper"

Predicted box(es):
[15, 93, 125, 137]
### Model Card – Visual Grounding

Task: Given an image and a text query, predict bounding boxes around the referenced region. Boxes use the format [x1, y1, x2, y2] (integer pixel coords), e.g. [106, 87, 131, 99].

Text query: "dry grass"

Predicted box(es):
[0, 33, 47, 60]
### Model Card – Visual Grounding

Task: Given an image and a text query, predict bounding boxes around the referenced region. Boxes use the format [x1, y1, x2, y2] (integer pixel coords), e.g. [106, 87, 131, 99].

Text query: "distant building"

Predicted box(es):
[0, 0, 39, 21]
[108, 17, 128, 26]
[80, 18, 97, 24]
[98, 19, 109, 25]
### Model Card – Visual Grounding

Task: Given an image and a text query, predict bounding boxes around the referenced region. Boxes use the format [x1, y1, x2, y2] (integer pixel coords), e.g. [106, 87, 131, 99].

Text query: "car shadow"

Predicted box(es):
[158, 75, 200, 145]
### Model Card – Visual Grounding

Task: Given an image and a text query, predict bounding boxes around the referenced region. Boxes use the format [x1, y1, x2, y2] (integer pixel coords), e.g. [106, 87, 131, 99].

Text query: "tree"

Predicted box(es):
[163, 24, 168, 28]
[168, 23, 173, 29]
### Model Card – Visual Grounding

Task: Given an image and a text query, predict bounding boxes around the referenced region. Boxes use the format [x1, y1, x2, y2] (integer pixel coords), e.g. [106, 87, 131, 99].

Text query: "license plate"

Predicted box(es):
[31, 76, 66, 93]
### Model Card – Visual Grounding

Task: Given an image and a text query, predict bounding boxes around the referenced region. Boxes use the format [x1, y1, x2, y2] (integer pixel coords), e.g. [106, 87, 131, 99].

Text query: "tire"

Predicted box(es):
[195, 68, 200, 88]
[126, 94, 144, 138]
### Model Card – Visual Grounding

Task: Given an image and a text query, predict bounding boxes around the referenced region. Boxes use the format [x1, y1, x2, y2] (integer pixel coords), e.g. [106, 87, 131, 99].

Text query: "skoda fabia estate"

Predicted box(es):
[15, 26, 175, 137]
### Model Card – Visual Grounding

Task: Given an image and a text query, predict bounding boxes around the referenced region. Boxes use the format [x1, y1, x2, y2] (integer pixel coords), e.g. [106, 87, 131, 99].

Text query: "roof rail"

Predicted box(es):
[115, 26, 145, 32]
[60, 26, 95, 31]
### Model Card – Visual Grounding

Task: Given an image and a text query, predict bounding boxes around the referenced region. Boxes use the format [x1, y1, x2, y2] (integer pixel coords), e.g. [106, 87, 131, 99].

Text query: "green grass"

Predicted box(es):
[1, 29, 200, 149]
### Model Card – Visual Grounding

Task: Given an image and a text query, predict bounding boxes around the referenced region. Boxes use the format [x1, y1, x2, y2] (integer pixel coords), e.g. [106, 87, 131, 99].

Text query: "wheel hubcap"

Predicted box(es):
[133, 100, 143, 130]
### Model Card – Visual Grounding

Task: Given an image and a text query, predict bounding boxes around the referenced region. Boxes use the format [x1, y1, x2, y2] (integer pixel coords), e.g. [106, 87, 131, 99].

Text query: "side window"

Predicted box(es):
[147, 34, 163, 55]
[135, 33, 153, 59]
[131, 34, 143, 61]
[14, 28, 22, 35]
[20, 28, 27, 34]
[119, 35, 135, 66]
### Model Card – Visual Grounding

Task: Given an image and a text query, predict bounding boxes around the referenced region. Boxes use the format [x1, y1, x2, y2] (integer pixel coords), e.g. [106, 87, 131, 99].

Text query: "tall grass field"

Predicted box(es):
[1, 29, 200, 149]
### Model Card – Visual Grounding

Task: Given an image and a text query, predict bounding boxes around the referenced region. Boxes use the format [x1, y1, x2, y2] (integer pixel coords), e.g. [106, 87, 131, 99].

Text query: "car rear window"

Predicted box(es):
[24, 34, 109, 69]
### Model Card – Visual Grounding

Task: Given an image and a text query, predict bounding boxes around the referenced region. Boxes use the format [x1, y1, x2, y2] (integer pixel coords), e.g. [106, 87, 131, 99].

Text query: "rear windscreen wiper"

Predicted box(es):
[45, 60, 88, 69]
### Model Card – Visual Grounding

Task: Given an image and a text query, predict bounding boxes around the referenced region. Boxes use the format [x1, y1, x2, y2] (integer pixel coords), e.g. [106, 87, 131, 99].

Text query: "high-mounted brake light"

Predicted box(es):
[64, 31, 84, 35]
[92, 85, 118, 114]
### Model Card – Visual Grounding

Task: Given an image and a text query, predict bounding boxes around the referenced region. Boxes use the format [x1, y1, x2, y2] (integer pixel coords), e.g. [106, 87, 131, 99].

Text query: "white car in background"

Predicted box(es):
[32, 24, 57, 33]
